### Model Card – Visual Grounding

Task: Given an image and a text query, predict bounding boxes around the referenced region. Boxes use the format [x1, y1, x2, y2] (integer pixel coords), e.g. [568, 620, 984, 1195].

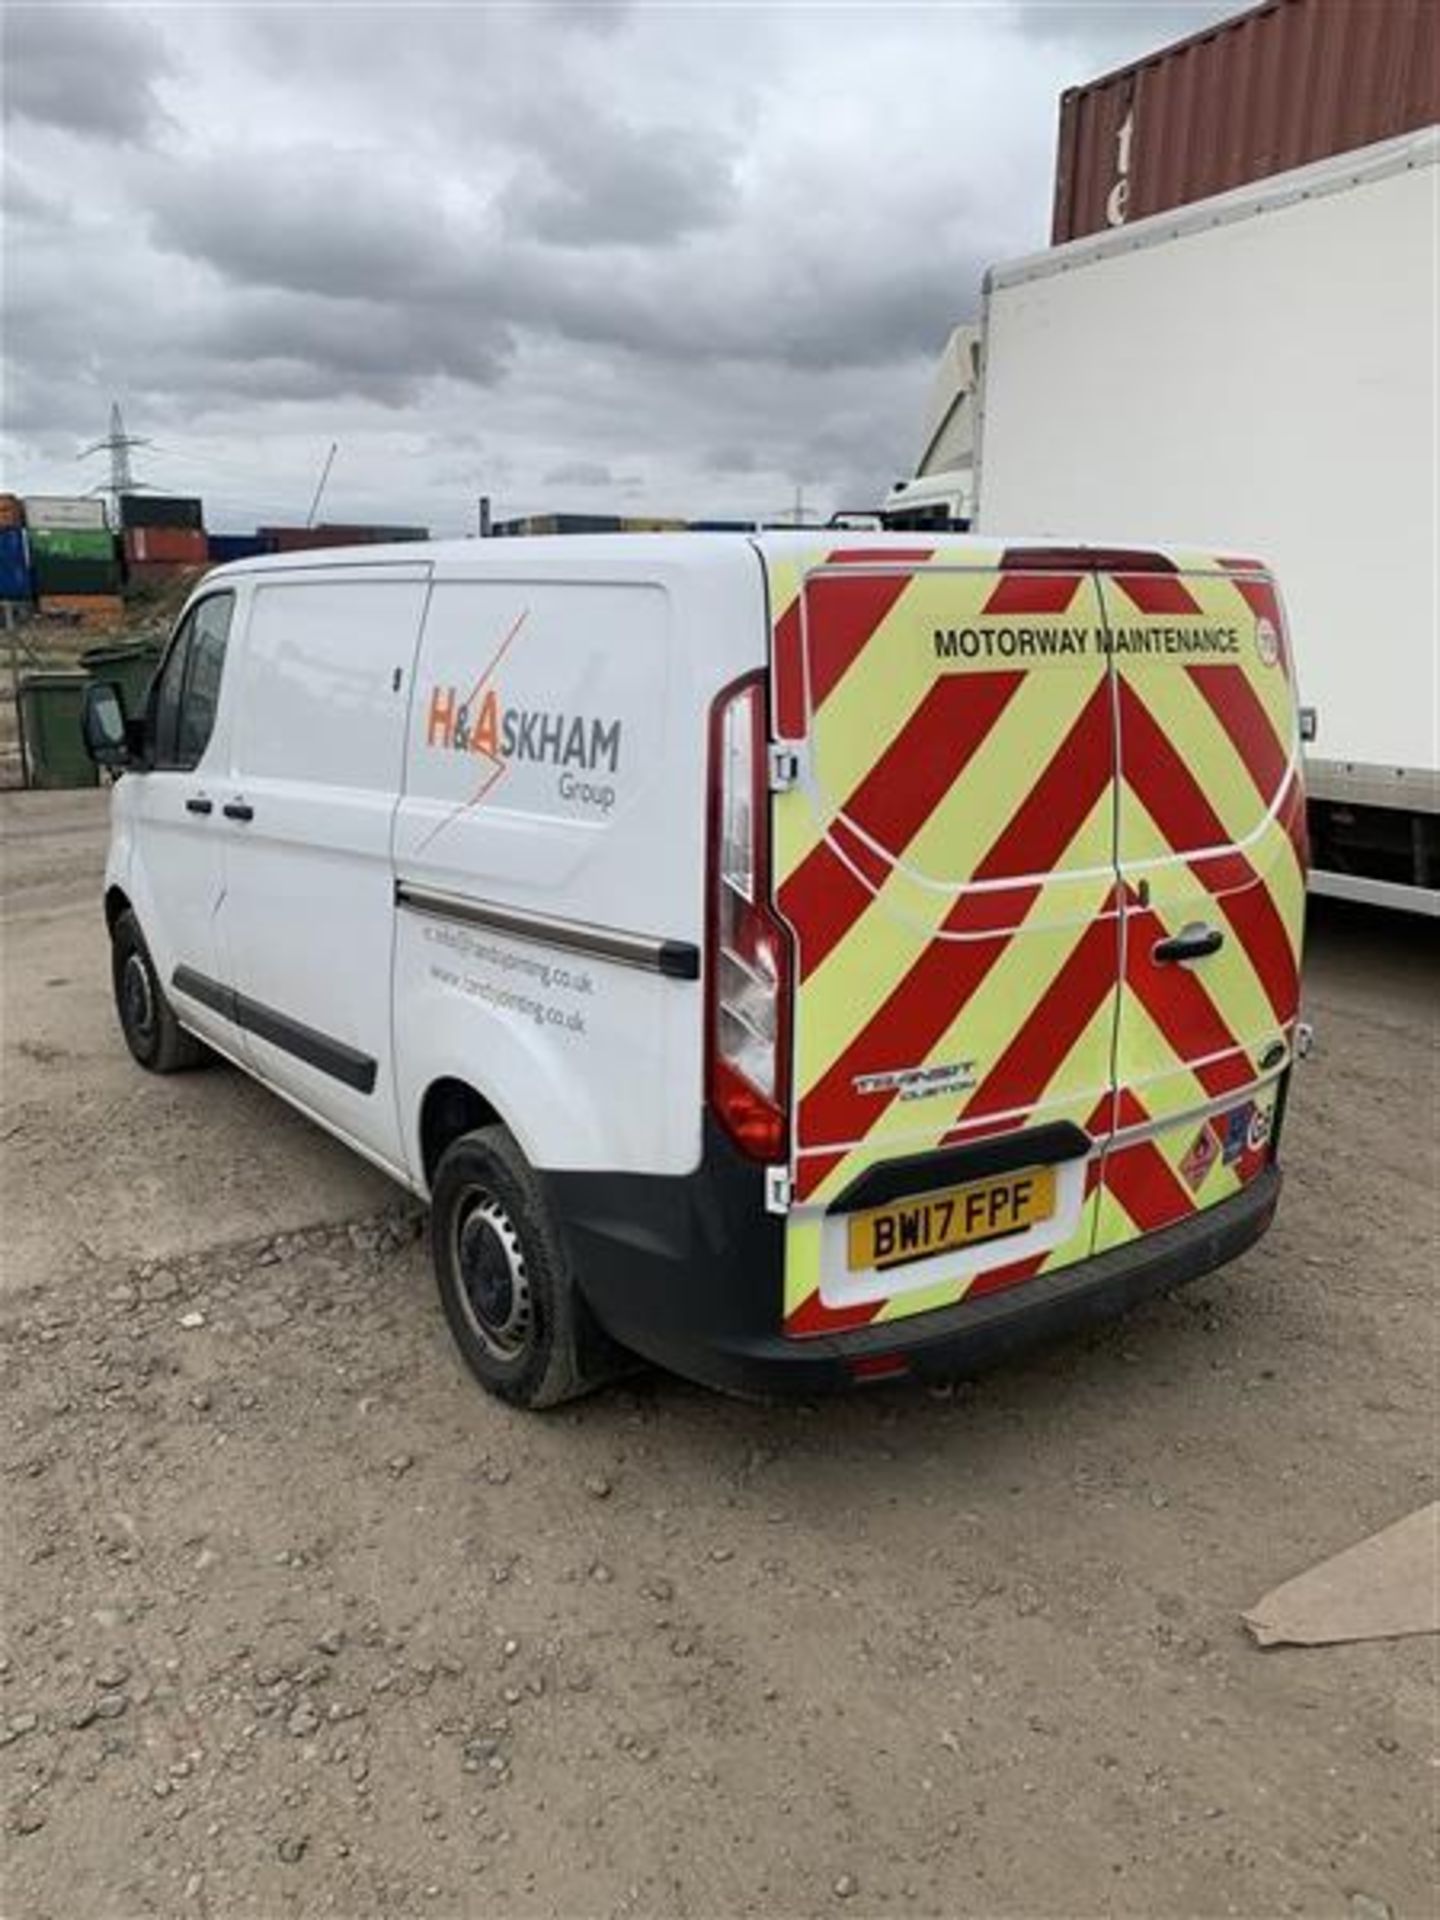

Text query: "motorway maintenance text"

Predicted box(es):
[934, 624, 1240, 661]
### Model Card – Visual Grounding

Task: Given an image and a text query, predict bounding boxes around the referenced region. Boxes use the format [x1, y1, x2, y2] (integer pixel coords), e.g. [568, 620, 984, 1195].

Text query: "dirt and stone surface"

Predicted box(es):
[2, 790, 1435, 1918]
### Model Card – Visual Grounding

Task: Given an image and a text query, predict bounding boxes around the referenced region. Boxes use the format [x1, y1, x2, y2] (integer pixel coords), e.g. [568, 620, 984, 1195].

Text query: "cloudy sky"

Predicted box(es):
[2, 1, 1233, 534]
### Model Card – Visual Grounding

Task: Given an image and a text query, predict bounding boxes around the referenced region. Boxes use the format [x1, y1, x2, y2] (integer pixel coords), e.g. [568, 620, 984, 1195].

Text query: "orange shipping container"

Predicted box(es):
[124, 526, 208, 565]
[37, 593, 127, 631]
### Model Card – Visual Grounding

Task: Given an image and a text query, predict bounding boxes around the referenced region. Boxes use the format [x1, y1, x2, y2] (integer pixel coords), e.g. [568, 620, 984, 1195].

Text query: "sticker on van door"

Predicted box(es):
[423, 611, 624, 816]
[406, 582, 666, 834]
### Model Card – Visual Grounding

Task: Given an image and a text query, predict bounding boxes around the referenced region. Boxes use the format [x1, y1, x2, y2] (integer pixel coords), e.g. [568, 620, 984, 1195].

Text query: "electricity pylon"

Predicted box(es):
[79, 403, 155, 519]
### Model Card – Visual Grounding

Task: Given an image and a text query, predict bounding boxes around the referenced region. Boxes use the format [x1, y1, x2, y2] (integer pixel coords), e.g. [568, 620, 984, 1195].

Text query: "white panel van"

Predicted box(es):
[83, 535, 1307, 1407]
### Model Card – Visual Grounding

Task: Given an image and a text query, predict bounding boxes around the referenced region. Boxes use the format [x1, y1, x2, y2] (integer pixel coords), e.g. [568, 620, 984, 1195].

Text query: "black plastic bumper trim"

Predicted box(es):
[171, 965, 377, 1094]
[826, 1119, 1092, 1215]
[547, 1119, 1281, 1398]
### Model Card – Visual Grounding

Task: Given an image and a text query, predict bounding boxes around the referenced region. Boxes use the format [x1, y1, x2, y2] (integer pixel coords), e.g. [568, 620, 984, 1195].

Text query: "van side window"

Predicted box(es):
[152, 594, 233, 771]
[149, 624, 191, 769]
[176, 596, 234, 768]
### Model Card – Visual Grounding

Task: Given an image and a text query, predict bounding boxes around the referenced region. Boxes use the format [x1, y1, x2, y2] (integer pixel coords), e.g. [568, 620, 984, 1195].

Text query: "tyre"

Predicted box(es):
[430, 1124, 623, 1409]
[110, 910, 208, 1073]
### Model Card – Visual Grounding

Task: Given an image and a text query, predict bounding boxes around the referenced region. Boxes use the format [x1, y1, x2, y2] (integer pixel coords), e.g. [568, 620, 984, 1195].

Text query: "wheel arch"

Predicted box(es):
[418, 1076, 505, 1193]
[104, 884, 133, 933]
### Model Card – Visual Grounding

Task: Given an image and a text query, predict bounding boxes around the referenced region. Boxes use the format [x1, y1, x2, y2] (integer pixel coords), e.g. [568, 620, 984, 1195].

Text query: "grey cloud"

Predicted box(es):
[2, 4, 172, 142]
[541, 1, 632, 36]
[146, 154, 440, 299]
[1009, 2, 1238, 59]
[3, 1, 1144, 528]
[706, 445, 757, 475]
[492, 240, 981, 373]
[139, 137, 972, 378]
[501, 106, 737, 246]
[542, 460, 615, 486]
[197, 292, 512, 403]
[0, 165, 67, 225]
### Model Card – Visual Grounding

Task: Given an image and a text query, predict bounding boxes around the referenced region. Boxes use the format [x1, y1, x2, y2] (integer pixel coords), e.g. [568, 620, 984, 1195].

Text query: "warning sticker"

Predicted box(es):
[1179, 1125, 1220, 1193]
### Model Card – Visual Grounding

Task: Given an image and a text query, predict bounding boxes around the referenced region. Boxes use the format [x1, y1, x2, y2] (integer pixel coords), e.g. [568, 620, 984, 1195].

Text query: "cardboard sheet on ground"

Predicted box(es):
[1244, 1503, 1439, 1648]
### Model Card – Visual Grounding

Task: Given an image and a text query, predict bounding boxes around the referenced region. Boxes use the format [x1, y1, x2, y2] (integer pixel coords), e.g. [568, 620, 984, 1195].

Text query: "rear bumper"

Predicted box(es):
[547, 1125, 1282, 1397]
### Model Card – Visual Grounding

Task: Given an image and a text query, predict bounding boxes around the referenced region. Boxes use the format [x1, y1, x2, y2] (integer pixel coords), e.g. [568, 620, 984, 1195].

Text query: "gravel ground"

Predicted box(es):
[1, 791, 1436, 1919]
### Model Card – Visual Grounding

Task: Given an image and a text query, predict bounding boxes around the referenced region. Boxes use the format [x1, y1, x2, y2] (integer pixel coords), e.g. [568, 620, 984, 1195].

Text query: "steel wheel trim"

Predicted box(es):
[122, 951, 156, 1045]
[453, 1190, 534, 1362]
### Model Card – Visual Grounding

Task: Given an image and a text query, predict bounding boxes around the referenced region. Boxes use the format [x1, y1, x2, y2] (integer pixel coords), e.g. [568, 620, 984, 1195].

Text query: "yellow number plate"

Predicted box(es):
[847, 1166, 1057, 1273]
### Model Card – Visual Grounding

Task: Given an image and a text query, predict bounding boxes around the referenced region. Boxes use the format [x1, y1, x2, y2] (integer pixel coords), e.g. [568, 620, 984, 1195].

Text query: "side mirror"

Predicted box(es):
[82, 680, 132, 770]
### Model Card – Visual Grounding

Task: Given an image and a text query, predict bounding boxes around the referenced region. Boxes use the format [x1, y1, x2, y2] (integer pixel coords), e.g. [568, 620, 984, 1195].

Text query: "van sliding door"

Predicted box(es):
[221, 567, 431, 1174]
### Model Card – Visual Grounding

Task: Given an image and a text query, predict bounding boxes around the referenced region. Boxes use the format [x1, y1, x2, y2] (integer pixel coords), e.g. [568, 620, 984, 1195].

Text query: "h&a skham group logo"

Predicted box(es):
[423, 610, 623, 816]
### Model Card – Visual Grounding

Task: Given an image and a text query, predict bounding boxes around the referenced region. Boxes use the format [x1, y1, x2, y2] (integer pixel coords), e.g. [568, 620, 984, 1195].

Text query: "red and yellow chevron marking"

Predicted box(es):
[1097, 1081, 1280, 1246]
[769, 546, 1122, 1333]
[766, 545, 1305, 1339]
[1094, 560, 1303, 1256]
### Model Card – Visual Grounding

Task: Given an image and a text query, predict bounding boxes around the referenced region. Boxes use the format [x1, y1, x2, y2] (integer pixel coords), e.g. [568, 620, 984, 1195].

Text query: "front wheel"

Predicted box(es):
[430, 1125, 624, 1409]
[110, 911, 208, 1073]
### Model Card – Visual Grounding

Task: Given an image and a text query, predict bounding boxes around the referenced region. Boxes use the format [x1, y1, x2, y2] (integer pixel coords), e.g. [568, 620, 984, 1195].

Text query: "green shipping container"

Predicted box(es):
[31, 553, 122, 595]
[27, 527, 116, 562]
[18, 671, 98, 789]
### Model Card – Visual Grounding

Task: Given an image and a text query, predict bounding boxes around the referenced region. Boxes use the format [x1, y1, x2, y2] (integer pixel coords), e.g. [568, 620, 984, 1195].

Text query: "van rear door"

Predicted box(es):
[766, 542, 1123, 1337]
[1092, 557, 1305, 1249]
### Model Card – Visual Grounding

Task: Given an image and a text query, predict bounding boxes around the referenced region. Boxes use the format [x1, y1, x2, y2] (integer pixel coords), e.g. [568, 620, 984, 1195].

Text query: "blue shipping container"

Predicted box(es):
[0, 527, 31, 600]
[206, 533, 269, 563]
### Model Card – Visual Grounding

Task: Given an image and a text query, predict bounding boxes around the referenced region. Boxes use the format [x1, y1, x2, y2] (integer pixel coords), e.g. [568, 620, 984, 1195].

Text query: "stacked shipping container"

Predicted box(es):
[21, 497, 124, 628]
[206, 533, 269, 564]
[118, 495, 204, 530]
[0, 486, 437, 627]
[21, 497, 107, 531]
[1051, 0, 1440, 242]
[120, 494, 207, 586]
[0, 532, 29, 601]
[257, 524, 429, 551]
[0, 496, 28, 601]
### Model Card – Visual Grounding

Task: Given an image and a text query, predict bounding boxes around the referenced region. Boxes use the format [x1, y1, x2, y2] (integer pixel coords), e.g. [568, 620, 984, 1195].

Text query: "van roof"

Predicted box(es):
[203, 529, 1013, 582]
[203, 528, 1254, 581]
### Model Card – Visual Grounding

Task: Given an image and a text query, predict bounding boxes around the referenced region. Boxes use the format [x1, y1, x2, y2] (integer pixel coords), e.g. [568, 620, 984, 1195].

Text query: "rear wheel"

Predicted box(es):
[110, 910, 207, 1073]
[430, 1124, 623, 1409]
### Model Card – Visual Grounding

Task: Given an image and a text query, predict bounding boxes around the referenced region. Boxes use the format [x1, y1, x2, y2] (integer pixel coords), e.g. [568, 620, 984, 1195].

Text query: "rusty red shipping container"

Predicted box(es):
[124, 526, 207, 565]
[1052, 0, 1439, 243]
[125, 560, 205, 587]
[260, 526, 370, 552]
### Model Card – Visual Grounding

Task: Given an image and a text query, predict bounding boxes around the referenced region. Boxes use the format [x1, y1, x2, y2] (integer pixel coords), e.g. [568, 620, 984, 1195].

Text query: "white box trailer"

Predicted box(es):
[973, 127, 1439, 914]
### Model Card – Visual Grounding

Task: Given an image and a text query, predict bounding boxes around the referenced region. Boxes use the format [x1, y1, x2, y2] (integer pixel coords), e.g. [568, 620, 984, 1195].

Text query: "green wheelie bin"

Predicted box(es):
[18, 670, 99, 789]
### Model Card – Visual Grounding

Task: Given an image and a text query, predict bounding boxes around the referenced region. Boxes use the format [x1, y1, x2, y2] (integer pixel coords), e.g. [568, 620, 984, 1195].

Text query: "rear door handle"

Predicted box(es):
[1153, 922, 1225, 964]
[185, 796, 213, 816]
[222, 800, 254, 823]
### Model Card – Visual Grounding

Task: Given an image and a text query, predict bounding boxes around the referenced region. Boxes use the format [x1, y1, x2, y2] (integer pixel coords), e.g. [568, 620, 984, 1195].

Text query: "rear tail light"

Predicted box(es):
[706, 672, 792, 1162]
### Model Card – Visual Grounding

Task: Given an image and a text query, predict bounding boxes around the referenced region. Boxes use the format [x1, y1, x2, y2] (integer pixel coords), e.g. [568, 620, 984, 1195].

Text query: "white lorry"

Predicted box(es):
[971, 127, 1439, 914]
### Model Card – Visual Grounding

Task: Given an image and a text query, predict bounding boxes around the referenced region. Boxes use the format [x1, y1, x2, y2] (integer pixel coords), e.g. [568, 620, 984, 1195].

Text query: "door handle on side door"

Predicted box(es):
[222, 800, 254, 822]
[185, 796, 213, 816]
[1153, 922, 1225, 965]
